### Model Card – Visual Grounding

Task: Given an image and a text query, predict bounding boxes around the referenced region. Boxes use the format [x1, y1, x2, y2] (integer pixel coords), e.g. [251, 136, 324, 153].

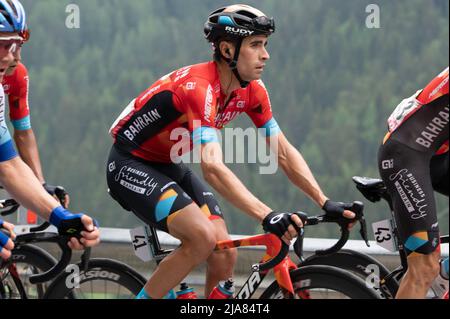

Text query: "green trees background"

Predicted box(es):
[14, 0, 448, 237]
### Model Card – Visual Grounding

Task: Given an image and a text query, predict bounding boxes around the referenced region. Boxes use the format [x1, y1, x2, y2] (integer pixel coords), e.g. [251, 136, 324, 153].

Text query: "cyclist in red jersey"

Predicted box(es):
[378, 67, 449, 298]
[2, 28, 70, 206]
[107, 4, 357, 299]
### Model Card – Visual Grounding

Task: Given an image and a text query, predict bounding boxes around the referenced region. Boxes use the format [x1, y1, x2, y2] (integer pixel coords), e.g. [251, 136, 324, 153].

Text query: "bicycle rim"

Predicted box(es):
[44, 258, 146, 299]
[302, 249, 399, 298]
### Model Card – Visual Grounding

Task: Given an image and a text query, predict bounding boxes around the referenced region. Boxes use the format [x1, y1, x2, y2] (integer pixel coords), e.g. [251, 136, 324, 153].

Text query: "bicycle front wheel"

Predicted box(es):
[260, 265, 381, 299]
[1, 244, 58, 299]
[44, 258, 146, 299]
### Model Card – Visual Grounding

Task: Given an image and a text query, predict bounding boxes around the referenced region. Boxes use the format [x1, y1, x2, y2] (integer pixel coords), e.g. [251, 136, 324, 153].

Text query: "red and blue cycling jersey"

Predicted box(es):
[110, 61, 281, 162]
[2, 62, 31, 131]
[384, 66, 449, 154]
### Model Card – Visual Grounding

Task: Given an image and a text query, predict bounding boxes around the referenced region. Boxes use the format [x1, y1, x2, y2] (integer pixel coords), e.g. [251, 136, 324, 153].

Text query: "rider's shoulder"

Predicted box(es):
[170, 62, 218, 92]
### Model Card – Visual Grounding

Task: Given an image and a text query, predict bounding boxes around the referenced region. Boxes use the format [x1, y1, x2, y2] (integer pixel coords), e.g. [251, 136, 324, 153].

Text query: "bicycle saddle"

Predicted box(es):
[352, 176, 388, 203]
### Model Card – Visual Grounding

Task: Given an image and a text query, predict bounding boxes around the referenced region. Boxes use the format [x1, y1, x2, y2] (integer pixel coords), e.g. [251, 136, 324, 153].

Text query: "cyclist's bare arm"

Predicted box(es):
[13, 128, 45, 183]
[0, 156, 99, 249]
[271, 133, 355, 219]
[200, 141, 302, 243]
[0, 156, 58, 217]
[14, 129, 71, 207]
[199, 141, 272, 221]
[272, 132, 328, 206]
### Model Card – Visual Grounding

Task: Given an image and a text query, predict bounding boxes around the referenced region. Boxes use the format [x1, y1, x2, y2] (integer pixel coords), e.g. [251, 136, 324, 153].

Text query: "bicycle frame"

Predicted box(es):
[215, 233, 298, 298]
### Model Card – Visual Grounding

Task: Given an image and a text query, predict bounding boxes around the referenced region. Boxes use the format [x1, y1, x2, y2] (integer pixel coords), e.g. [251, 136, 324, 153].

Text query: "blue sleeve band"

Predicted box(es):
[0, 230, 9, 248]
[12, 116, 32, 131]
[49, 206, 70, 228]
[259, 118, 281, 137]
[49, 206, 84, 228]
[192, 126, 219, 145]
[0, 139, 18, 162]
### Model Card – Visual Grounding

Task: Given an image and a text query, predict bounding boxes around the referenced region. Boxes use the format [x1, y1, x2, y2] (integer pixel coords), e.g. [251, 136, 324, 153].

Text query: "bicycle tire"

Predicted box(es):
[43, 258, 146, 299]
[301, 249, 399, 298]
[3, 244, 58, 299]
[260, 265, 381, 299]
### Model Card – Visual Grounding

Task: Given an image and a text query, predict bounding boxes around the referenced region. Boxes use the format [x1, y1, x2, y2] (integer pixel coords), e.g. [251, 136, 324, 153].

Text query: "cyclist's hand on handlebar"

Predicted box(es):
[68, 215, 100, 250]
[0, 219, 15, 260]
[262, 211, 303, 245]
[43, 183, 70, 208]
[322, 200, 356, 229]
[49, 206, 100, 250]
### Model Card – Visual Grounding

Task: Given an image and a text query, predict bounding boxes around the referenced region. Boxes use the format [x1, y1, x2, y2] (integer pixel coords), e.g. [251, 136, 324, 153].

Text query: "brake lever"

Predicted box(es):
[54, 186, 68, 207]
[0, 199, 20, 216]
[359, 217, 370, 247]
[80, 247, 91, 272]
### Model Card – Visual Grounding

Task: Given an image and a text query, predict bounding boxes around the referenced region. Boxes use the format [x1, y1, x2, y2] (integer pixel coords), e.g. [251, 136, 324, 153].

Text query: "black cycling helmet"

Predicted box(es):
[204, 4, 275, 88]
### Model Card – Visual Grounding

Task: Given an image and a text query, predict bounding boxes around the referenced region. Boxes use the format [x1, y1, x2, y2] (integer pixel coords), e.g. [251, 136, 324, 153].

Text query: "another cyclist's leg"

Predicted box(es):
[204, 218, 237, 297]
[174, 165, 237, 297]
[379, 139, 441, 298]
[430, 151, 449, 196]
[106, 146, 217, 298]
[145, 203, 216, 298]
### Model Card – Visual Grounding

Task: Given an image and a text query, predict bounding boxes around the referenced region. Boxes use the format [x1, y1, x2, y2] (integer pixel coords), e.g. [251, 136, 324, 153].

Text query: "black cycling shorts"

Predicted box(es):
[106, 145, 224, 232]
[378, 95, 449, 256]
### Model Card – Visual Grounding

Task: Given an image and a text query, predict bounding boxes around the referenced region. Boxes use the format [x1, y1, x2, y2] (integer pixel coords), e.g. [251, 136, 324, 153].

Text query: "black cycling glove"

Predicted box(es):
[262, 211, 296, 238]
[322, 200, 351, 218]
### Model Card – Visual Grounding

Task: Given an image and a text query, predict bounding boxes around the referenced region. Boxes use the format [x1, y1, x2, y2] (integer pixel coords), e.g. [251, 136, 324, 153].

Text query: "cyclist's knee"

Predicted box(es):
[182, 225, 216, 261]
[209, 248, 237, 268]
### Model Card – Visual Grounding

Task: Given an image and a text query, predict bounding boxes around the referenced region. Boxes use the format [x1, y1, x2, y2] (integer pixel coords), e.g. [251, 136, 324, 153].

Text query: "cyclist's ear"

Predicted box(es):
[219, 41, 233, 58]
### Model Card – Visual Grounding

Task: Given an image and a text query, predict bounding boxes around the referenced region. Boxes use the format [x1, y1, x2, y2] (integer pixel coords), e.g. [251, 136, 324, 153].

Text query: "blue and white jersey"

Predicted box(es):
[0, 84, 18, 162]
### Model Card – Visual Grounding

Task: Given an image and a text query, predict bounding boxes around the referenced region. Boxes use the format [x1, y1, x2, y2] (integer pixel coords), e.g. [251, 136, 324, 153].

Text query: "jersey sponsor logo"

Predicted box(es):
[25, 75, 30, 111]
[215, 110, 240, 127]
[389, 169, 427, 220]
[225, 26, 254, 37]
[138, 85, 161, 104]
[173, 67, 191, 82]
[428, 76, 448, 100]
[161, 182, 177, 193]
[114, 166, 159, 196]
[381, 159, 394, 170]
[123, 109, 162, 141]
[0, 92, 11, 145]
[186, 82, 196, 90]
[415, 106, 449, 149]
[108, 161, 116, 172]
[204, 84, 214, 123]
[256, 80, 273, 112]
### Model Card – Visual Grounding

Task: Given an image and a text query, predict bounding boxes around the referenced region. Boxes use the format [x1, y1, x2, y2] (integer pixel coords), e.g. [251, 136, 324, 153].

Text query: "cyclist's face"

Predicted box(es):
[237, 35, 270, 81]
[6, 43, 22, 76]
[0, 32, 21, 80]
